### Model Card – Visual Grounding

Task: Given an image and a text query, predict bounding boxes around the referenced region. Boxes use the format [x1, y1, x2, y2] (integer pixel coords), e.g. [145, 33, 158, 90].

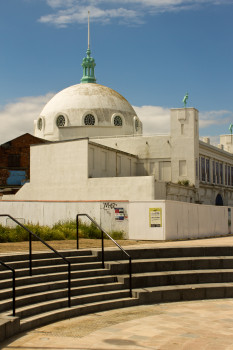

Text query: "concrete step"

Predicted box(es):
[0, 250, 93, 262]
[133, 282, 233, 304]
[5, 255, 99, 269]
[0, 275, 118, 301]
[98, 246, 233, 261]
[118, 269, 233, 288]
[0, 281, 125, 313]
[0, 268, 111, 289]
[20, 296, 139, 332]
[3, 261, 103, 278]
[15, 289, 132, 319]
[106, 256, 233, 274]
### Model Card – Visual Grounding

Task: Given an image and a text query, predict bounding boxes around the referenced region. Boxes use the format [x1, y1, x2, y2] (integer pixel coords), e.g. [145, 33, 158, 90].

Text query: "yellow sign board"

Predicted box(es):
[149, 208, 162, 227]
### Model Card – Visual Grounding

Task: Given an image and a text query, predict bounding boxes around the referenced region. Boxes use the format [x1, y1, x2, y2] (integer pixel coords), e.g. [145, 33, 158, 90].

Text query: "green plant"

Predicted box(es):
[0, 220, 124, 242]
[178, 179, 190, 186]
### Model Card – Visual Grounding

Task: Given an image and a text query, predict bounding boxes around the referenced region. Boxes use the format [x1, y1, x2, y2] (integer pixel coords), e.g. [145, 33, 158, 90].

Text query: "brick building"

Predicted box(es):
[0, 133, 47, 195]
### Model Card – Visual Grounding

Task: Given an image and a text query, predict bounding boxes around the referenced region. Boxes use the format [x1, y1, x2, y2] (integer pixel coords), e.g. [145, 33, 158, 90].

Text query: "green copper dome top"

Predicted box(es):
[81, 47, 96, 84]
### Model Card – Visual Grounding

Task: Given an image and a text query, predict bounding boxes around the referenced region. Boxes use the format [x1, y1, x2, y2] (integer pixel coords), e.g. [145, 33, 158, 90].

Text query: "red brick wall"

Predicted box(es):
[0, 133, 47, 186]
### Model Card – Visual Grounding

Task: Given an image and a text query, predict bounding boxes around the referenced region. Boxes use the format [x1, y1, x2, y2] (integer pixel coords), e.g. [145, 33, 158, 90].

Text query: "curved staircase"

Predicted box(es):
[1, 245, 233, 341]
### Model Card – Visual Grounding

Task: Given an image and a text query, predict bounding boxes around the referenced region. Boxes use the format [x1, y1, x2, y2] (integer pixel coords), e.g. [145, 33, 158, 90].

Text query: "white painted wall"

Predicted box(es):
[0, 200, 129, 234]
[0, 199, 232, 241]
[128, 200, 232, 240]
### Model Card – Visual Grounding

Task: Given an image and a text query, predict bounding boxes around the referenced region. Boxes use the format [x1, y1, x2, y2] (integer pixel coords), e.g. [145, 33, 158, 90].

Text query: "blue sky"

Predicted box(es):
[0, 0, 233, 143]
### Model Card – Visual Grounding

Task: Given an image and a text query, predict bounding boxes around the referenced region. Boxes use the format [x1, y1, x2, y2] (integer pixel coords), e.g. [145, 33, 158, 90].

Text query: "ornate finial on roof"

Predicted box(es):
[81, 11, 97, 84]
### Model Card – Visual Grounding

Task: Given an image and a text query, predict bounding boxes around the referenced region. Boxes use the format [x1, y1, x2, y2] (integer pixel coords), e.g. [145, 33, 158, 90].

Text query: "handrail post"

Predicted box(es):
[101, 230, 104, 269]
[0, 214, 72, 311]
[76, 215, 79, 250]
[76, 213, 133, 298]
[29, 231, 32, 276]
[68, 262, 71, 307]
[12, 269, 16, 316]
[129, 257, 132, 298]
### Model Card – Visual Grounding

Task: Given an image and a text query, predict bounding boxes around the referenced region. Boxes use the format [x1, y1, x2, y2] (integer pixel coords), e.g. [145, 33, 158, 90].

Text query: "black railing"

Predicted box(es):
[0, 260, 15, 316]
[0, 214, 71, 307]
[76, 214, 132, 297]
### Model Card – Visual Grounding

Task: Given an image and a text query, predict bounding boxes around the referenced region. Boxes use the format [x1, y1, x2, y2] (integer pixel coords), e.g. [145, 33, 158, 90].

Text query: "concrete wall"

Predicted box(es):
[0, 199, 232, 241]
[0, 200, 129, 235]
[128, 200, 232, 240]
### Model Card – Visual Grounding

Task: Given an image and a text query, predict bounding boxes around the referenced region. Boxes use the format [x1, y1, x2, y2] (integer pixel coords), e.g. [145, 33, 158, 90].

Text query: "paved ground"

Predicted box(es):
[2, 235, 233, 350]
[2, 299, 233, 350]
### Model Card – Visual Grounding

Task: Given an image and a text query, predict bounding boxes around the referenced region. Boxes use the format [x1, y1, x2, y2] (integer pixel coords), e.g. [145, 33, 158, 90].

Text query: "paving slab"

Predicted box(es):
[2, 299, 233, 350]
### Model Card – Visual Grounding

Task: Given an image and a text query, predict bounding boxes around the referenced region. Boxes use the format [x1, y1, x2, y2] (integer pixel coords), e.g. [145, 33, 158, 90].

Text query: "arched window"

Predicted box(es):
[37, 118, 43, 130]
[84, 114, 95, 125]
[56, 115, 65, 127]
[114, 115, 123, 126]
[215, 194, 223, 206]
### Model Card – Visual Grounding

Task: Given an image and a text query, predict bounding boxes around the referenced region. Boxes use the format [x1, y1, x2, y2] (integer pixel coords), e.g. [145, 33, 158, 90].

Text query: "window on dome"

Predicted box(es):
[135, 119, 139, 131]
[114, 116, 122, 126]
[84, 114, 95, 125]
[37, 118, 43, 130]
[56, 115, 65, 127]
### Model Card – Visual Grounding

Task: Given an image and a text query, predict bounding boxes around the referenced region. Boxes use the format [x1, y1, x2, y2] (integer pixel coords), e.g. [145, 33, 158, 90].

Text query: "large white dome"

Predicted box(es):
[35, 83, 142, 141]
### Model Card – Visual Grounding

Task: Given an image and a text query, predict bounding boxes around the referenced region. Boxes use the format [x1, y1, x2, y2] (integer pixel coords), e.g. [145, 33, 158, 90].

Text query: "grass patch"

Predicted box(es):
[0, 220, 124, 243]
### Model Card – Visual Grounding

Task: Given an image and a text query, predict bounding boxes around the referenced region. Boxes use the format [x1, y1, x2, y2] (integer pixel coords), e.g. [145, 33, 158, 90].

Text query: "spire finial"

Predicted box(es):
[88, 10, 90, 50]
[81, 11, 97, 84]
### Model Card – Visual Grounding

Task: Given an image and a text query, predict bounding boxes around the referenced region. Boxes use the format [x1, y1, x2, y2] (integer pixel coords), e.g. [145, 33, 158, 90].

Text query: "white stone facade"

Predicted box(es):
[4, 107, 233, 207]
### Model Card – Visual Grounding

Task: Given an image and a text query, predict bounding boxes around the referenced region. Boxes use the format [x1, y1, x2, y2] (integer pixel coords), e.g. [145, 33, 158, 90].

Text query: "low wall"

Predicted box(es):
[128, 200, 233, 240]
[0, 200, 129, 236]
[0, 199, 232, 241]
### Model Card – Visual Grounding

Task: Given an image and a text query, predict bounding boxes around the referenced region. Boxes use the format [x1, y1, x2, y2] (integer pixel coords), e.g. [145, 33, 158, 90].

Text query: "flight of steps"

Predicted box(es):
[102, 246, 233, 304]
[0, 249, 138, 338]
[1, 244, 233, 341]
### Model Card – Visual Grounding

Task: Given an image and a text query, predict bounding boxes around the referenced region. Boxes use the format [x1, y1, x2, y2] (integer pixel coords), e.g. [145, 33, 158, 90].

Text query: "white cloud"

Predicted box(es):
[40, 0, 233, 27]
[39, 5, 140, 27]
[199, 110, 232, 128]
[0, 94, 54, 144]
[0, 94, 232, 144]
[133, 105, 170, 134]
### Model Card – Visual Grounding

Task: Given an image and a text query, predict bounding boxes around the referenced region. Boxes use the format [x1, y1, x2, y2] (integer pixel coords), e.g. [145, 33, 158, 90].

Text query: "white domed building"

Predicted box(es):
[3, 23, 233, 241]
[34, 47, 142, 141]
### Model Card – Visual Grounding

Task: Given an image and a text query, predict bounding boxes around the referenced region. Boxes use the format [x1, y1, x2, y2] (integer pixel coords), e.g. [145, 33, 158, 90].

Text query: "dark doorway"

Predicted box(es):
[215, 194, 223, 206]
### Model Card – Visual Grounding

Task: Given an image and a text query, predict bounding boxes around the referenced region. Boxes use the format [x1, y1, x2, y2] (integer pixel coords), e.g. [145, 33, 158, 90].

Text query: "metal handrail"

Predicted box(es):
[76, 214, 132, 297]
[0, 214, 71, 307]
[0, 260, 15, 316]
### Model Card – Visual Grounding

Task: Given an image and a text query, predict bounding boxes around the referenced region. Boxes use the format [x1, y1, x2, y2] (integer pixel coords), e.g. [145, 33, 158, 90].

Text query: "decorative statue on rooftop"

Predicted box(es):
[182, 92, 189, 108]
[229, 123, 233, 135]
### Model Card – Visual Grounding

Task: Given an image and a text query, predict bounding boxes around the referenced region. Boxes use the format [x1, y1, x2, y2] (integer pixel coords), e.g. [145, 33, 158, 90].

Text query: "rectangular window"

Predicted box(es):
[101, 151, 107, 171]
[117, 155, 121, 176]
[231, 167, 233, 187]
[199, 158, 201, 181]
[225, 165, 228, 185]
[206, 159, 210, 183]
[89, 148, 94, 170]
[196, 159, 198, 179]
[220, 163, 223, 185]
[228, 166, 231, 186]
[212, 161, 216, 183]
[201, 157, 205, 182]
[8, 154, 20, 167]
[216, 162, 219, 184]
